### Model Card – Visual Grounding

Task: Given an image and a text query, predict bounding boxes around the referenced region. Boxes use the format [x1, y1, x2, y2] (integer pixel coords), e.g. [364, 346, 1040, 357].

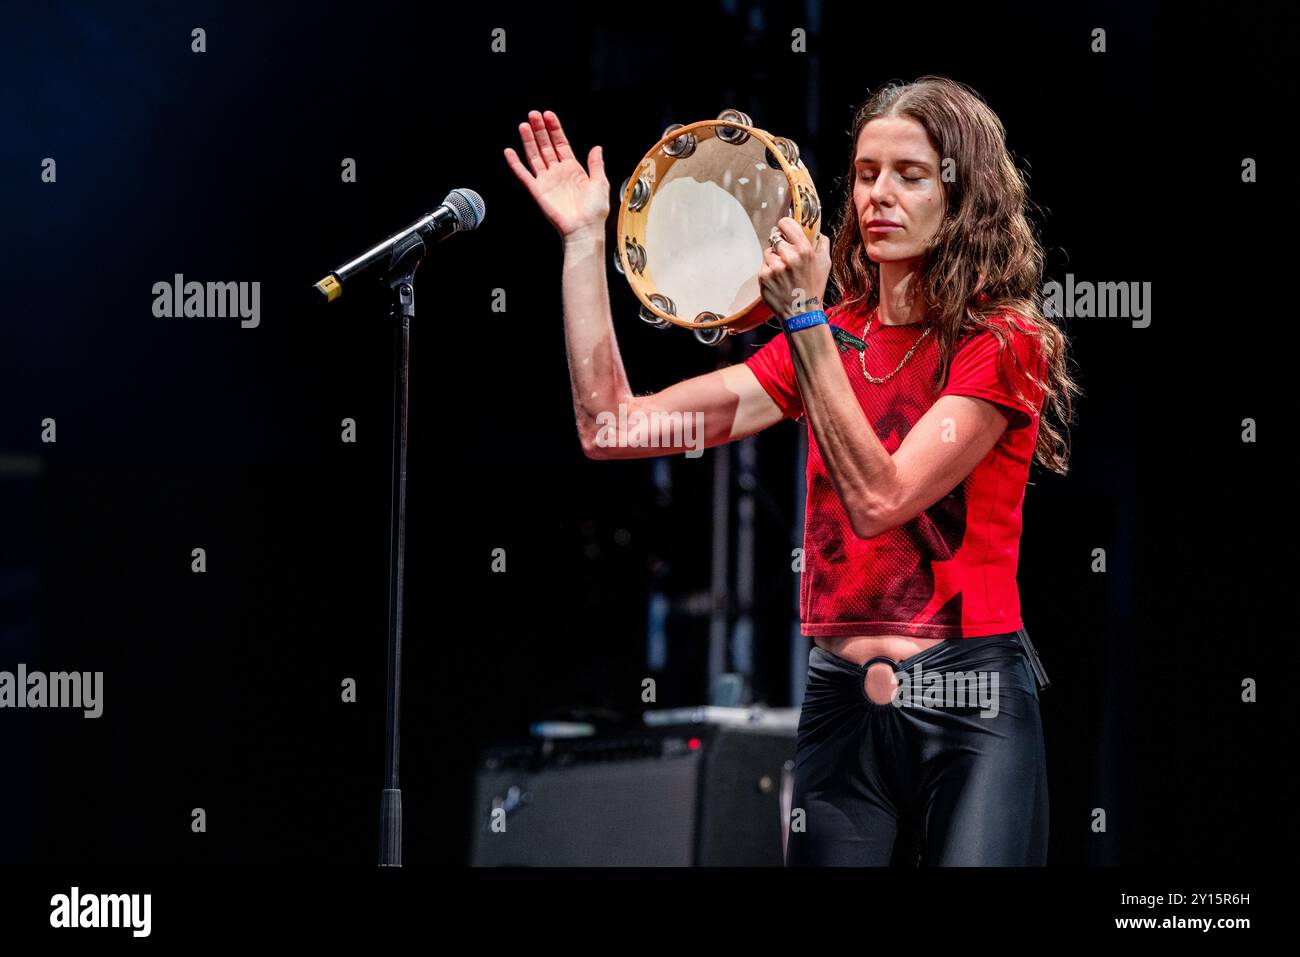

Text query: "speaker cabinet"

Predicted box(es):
[470, 714, 797, 866]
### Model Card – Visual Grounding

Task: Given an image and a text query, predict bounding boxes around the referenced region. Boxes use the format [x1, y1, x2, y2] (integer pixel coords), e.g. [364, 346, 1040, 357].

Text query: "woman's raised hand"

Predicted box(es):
[504, 110, 610, 241]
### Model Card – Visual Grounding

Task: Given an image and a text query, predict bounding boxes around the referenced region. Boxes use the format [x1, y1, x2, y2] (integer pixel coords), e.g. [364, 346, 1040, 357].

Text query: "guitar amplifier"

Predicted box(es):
[469, 707, 798, 866]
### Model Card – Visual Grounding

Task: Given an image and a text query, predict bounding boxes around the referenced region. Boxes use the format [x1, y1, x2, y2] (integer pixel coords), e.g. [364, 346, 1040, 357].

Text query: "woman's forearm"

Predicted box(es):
[560, 229, 633, 448]
[788, 325, 898, 536]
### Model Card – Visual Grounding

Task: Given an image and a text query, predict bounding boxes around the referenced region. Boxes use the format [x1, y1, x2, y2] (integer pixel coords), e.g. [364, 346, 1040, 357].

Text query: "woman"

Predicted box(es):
[505, 74, 1078, 865]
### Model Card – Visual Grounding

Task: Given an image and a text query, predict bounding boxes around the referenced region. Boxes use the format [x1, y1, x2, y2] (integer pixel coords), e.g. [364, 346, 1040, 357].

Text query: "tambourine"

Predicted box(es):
[614, 109, 822, 346]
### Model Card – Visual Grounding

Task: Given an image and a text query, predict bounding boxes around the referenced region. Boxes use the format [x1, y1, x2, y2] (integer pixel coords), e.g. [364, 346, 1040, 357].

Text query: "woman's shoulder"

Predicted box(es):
[981, 308, 1037, 336]
[974, 309, 1049, 379]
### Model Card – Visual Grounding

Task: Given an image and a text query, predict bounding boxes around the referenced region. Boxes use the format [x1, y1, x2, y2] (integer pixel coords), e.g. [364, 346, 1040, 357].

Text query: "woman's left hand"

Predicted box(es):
[758, 217, 832, 320]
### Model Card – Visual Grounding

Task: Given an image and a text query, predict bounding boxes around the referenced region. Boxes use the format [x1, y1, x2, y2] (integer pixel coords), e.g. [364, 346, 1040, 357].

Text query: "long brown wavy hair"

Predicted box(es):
[827, 75, 1079, 474]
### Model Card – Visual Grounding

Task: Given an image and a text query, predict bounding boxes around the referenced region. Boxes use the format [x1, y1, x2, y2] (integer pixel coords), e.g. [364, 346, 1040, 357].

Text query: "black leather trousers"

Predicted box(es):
[786, 631, 1050, 866]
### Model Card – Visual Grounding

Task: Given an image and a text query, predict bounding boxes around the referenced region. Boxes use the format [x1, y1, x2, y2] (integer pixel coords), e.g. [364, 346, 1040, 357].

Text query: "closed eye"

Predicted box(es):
[859, 172, 924, 183]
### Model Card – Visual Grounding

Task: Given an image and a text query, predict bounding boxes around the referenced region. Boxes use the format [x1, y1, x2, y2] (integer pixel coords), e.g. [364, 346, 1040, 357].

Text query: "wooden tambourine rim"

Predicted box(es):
[616, 118, 821, 332]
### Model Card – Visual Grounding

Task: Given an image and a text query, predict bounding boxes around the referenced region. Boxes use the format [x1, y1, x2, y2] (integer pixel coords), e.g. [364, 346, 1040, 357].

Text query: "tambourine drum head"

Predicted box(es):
[645, 134, 789, 323]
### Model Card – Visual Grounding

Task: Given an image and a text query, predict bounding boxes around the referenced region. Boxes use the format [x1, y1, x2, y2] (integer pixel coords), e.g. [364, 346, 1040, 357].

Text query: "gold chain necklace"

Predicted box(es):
[858, 308, 933, 384]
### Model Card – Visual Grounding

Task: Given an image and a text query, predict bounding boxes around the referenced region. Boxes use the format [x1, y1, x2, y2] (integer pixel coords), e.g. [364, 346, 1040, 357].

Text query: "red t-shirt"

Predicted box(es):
[743, 301, 1047, 639]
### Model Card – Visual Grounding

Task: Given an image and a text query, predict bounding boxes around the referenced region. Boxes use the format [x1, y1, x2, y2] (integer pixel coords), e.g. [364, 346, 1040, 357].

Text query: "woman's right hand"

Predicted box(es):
[504, 110, 610, 242]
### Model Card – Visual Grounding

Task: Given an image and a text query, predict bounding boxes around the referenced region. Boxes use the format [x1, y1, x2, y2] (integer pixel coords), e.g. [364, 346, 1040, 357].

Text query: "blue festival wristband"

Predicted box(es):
[781, 309, 828, 333]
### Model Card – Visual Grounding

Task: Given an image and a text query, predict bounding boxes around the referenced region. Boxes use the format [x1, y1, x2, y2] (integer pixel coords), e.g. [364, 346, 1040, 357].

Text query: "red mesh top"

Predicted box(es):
[743, 301, 1048, 639]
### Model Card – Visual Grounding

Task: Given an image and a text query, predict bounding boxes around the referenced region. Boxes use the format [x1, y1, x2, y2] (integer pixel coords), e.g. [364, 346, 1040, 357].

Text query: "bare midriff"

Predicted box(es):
[813, 633, 947, 668]
[816, 634, 951, 704]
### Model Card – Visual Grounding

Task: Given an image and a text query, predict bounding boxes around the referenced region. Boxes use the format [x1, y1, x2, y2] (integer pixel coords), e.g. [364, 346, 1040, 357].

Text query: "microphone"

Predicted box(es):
[313, 188, 485, 301]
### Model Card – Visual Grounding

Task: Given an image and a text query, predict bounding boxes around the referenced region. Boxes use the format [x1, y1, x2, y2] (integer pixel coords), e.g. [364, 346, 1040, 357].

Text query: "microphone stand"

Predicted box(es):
[378, 231, 424, 867]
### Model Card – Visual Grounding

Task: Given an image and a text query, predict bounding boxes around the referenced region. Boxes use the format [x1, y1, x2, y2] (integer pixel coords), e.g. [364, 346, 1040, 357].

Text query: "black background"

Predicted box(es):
[0, 0, 1286, 872]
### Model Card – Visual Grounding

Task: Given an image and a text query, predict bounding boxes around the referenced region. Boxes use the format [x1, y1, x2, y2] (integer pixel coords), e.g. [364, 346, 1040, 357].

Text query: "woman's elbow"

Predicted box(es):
[579, 428, 611, 460]
[850, 514, 881, 539]
[850, 499, 902, 539]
